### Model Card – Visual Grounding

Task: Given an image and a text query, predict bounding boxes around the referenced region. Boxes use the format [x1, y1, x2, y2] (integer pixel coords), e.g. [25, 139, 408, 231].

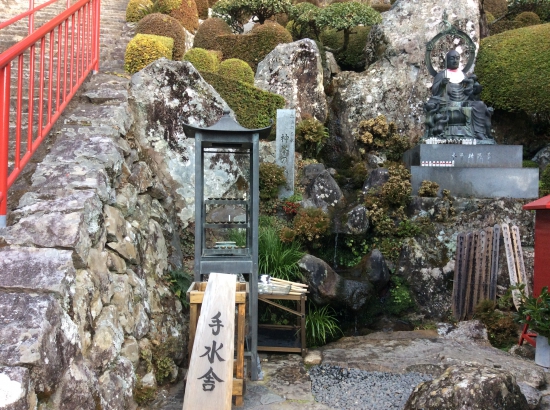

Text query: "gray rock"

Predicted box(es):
[260, 393, 286, 405]
[0, 366, 36, 410]
[98, 357, 135, 410]
[47, 360, 98, 410]
[337, 249, 390, 290]
[517, 382, 542, 410]
[129, 161, 154, 193]
[114, 183, 138, 216]
[81, 73, 130, 104]
[121, 337, 140, 367]
[362, 168, 389, 193]
[255, 39, 327, 123]
[404, 363, 530, 410]
[327, 0, 480, 161]
[532, 144, 550, 170]
[63, 103, 133, 135]
[345, 205, 369, 235]
[89, 305, 124, 371]
[443, 320, 490, 345]
[298, 254, 373, 311]
[301, 166, 343, 212]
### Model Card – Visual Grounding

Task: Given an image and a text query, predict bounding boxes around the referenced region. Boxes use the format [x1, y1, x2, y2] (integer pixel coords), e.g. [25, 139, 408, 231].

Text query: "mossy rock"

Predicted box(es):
[124, 33, 174, 74]
[157, 0, 182, 12]
[218, 58, 255, 84]
[126, 0, 153, 22]
[320, 25, 371, 71]
[477, 23, 550, 116]
[193, 17, 232, 50]
[216, 21, 293, 70]
[484, 0, 508, 18]
[515, 11, 541, 27]
[195, 0, 209, 19]
[183, 48, 221, 71]
[136, 13, 187, 60]
[200, 70, 285, 129]
[169, 0, 199, 33]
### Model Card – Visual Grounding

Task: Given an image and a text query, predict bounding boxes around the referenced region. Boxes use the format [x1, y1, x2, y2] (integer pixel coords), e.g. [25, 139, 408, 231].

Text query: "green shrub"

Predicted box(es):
[215, 21, 293, 70]
[217, 58, 255, 84]
[287, 2, 322, 40]
[356, 115, 412, 161]
[167, 268, 193, 308]
[386, 276, 415, 316]
[169, 0, 199, 33]
[484, 0, 508, 17]
[184, 48, 220, 71]
[213, 0, 291, 29]
[295, 116, 329, 159]
[382, 165, 412, 206]
[195, 0, 209, 19]
[475, 299, 519, 349]
[293, 207, 330, 242]
[157, 0, 182, 12]
[193, 18, 233, 50]
[212, 0, 251, 33]
[540, 163, 550, 196]
[126, 0, 153, 22]
[199, 70, 285, 128]
[523, 159, 539, 168]
[306, 303, 342, 347]
[417, 180, 440, 197]
[136, 13, 188, 60]
[320, 25, 371, 71]
[486, 11, 496, 23]
[258, 225, 305, 281]
[515, 11, 541, 26]
[125, 34, 174, 74]
[477, 24, 550, 116]
[259, 162, 287, 199]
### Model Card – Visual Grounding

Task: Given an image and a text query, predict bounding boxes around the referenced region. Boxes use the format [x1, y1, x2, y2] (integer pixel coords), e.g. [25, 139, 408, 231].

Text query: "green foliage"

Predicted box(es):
[217, 58, 255, 84]
[514, 285, 550, 338]
[212, 0, 251, 33]
[213, 0, 291, 29]
[228, 228, 247, 246]
[184, 48, 220, 71]
[386, 276, 415, 315]
[287, 2, 322, 40]
[306, 303, 342, 346]
[213, 21, 293, 70]
[540, 163, 550, 196]
[515, 11, 541, 25]
[155, 357, 175, 383]
[124, 34, 174, 74]
[169, 0, 200, 33]
[157, 0, 182, 12]
[477, 24, 550, 116]
[258, 225, 305, 281]
[200, 70, 285, 128]
[484, 0, 508, 17]
[523, 159, 539, 168]
[381, 165, 412, 207]
[193, 18, 233, 50]
[168, 268, 193, 308]
[295, 116, 329, 159]
[356, 115, 412, 161]
[136, 13, 187, 60]
[292, 207, 330, 242]
[316, 2, 381, 32]
[319, 26, 371, 71]
[259, 162, 287, 199]
[126, 0, 153, 22]
[417, 180, 440, 197]
[134, 379, 157, 404]
[474, 299, 519, 348]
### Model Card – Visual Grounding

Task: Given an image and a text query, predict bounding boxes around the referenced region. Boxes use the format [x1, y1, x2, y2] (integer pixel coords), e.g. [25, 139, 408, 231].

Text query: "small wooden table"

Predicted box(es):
[257, 293, 307, 357]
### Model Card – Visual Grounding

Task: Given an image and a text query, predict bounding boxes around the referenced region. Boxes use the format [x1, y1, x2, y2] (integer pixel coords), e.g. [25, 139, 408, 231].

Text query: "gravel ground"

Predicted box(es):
[310, 364, 432, 409]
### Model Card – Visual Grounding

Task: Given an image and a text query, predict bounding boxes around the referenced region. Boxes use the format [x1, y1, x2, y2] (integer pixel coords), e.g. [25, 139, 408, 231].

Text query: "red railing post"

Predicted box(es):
[93, 0, 100, 72]
[28, 0, 35, 35]
[0, 65, 11, 228]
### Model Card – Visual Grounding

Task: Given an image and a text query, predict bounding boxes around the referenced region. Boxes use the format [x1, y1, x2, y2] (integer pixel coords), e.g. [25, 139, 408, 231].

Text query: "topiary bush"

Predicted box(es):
[484, 0, 508, 18]
[136, 13, 188, 60]
[126, 0, 153, 22]
[259, 162, 287, 199]
[295, 116, 329, 159]
[200, 70, 285, 128]
[515, 11, 541, 26]
[125, 34, 174, 74]
[216, 21, 293, 70]
[195, 0, 209, 19]
[169, 0, 199, 33]
[217, 58, 255, 84]
[477, 23, 550, 116]
[183, 48, 220, 71]
[157, 0, 182, 12]
[193, 17, 233, 50]
[320, 25, 371, 71]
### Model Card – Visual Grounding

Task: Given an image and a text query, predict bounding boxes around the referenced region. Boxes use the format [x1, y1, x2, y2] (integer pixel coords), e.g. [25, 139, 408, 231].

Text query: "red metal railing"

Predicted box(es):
[0, 0, 100, 227]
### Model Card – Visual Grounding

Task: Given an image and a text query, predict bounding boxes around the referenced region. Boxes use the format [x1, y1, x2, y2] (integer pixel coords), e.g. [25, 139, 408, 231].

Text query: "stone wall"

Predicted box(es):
[0, 73, 187, 409]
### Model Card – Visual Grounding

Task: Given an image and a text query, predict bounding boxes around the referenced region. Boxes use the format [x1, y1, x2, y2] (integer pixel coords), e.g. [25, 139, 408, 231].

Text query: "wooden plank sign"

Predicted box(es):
[482, 227, 494, 301]
[183, 273, 236, 410]
[490, 224, 501, 301]
[501, 223, 521, 309]
[452, 232, 466, 320]
[511, 225, 530, 297]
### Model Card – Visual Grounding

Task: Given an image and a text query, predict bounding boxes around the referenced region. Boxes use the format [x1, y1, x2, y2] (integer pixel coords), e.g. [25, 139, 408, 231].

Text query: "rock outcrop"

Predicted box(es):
[255, 39, 327, 123]
[300, 163, 344, 212]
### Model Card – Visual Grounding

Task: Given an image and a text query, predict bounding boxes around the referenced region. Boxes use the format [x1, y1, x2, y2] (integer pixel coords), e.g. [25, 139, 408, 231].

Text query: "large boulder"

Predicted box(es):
[326, 0, 480, 164]
[298, 254, 373, 311]
[300, 163, 344, 212]
[255, 39, 327, 123]
[404, 363, 530, 410]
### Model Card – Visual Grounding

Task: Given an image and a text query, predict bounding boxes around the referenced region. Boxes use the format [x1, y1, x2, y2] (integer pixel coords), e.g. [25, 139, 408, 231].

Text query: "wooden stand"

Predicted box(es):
[187, 282, 247, 406]
[258, 293, 307, 357]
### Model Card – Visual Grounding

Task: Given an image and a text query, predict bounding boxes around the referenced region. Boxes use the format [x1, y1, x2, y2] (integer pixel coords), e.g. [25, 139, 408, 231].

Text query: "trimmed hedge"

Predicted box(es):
[477, 23, 550, 115]
[218, 58, 255, 84]
[216, 21, 293, 70]
[136, 13, 188, 60]
[157, 0, 182, 12]
[193, 17, 232, 50]
[515, 11, 541, 27]
[195, 0, 209, 19]
[183, 48, 221, 71]
[169, 0, 199, 33]
[320, 25, 371, 71]
[125, 34, 174, 74]
[200, 70, 285, 129]
[484, 0, 508, 17]
[126, 0, 153, 22]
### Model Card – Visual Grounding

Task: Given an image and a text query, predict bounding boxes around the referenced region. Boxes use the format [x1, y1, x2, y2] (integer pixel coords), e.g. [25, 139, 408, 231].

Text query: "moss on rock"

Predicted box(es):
[217, 58, 255, 84]
[169, 0, 199, 33]
[126, 0, 153, 22]
[124, 33, 174, 74]
[320, 25, 371, 71]
[200, 70, 285, 129]
[477, 23, 550, 115]
[136, 13, 188, 60]
[193, 17, 233, 50]
[183, 48, 221, 71]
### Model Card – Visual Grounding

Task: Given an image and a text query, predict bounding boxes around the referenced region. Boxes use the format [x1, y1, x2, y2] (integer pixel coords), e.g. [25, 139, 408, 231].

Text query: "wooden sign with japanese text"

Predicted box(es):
[183, 273, 236, 410]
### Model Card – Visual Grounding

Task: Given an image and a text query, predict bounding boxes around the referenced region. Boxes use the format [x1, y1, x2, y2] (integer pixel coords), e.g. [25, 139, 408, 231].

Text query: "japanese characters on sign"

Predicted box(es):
[198, 311, 226, 391]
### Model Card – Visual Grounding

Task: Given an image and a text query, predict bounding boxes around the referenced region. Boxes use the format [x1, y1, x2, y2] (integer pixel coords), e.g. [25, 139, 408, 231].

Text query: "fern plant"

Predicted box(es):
[168, 268, 193, 308]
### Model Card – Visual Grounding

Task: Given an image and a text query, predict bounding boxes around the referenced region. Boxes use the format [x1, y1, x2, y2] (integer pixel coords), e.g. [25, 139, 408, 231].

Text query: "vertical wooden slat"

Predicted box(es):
[490, 224, 501, 301]
[511, 225, 529, 296]
[483, 227, 494, 301]
[452, 233, 466, 320]
[234, 302, 245, 407]
[502, 223, 521, 309]
[464, 232, 478, 319]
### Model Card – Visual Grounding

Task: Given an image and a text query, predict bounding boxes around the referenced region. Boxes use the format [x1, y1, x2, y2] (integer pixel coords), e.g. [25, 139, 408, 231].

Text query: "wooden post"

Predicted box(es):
[502, 223, 521, 309]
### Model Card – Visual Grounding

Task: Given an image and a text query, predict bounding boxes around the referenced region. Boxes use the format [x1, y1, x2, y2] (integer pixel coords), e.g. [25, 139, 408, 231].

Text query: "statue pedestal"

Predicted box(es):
[403, 144, 539, 199]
